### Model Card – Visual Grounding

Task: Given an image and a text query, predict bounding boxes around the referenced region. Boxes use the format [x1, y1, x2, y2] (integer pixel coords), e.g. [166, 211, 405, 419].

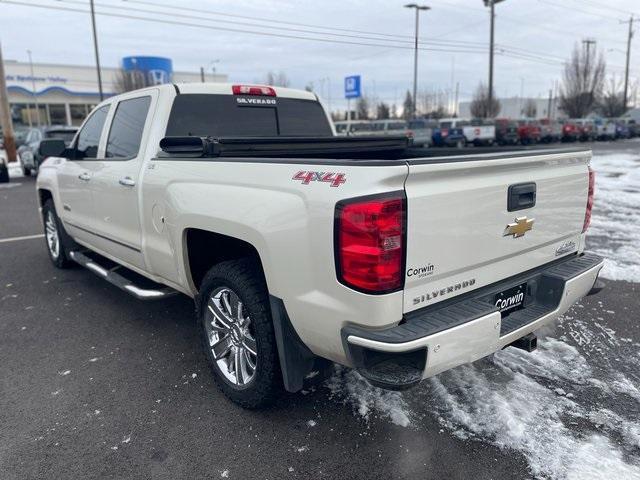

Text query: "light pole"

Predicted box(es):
[483, 0, 505, 114]
[405, 4, 430, 119]
[27, 50, 41, 127]
[89, 0, 104, 101]
[621, 16, 640, 113]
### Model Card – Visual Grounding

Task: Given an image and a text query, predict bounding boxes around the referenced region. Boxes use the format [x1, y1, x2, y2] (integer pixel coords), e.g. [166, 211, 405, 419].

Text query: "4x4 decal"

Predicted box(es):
[292, 171, 346, 187]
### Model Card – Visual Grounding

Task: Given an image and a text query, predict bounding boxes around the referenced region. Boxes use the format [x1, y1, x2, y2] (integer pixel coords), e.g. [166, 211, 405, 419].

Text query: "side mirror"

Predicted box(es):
[39, 139, 67, 158]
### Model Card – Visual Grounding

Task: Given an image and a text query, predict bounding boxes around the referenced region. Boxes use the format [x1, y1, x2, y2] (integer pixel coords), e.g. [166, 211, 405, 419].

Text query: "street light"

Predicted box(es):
[405, 3, 430, 119]
[483, 0, 506, 114]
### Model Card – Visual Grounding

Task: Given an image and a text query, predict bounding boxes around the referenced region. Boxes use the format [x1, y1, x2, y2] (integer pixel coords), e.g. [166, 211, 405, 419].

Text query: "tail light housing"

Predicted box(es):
[335, 192, 406, 294]
[232, 85, 276, 96]
[582, 167, 595, 233]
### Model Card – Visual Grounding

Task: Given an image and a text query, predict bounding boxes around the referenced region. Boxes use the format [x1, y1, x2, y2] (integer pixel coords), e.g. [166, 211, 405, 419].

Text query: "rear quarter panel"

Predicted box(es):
[143, 158, 409, 365]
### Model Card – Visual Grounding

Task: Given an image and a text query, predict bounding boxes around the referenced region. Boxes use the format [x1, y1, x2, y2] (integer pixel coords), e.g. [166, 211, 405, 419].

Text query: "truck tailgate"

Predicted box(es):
[403, 150, 590, 313]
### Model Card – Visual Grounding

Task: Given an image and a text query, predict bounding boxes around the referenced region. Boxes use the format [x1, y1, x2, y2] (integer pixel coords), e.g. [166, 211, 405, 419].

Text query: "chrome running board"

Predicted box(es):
[69, 250, 178, 301]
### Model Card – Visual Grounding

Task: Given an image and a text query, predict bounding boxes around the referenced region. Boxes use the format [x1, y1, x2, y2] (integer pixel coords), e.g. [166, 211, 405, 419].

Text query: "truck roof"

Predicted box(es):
[175, 82, 318, 101]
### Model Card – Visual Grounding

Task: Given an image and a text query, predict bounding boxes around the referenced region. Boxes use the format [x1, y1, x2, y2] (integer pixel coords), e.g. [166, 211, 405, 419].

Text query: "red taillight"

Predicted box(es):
[582, 167, 595, 233]
[335, 193, 406, 294]
[232, 84, 276, 96]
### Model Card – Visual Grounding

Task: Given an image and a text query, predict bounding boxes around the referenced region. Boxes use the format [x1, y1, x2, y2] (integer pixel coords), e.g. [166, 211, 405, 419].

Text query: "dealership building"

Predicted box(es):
[4, 56, 227, 128]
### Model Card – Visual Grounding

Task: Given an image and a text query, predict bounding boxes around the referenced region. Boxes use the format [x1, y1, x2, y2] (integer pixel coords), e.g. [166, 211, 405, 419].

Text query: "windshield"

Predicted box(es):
[166, 94, 332, 137]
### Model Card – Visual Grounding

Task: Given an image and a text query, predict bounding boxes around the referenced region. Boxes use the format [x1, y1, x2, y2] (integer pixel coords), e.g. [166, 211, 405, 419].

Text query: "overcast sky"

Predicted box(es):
[1, 0, 638, 111]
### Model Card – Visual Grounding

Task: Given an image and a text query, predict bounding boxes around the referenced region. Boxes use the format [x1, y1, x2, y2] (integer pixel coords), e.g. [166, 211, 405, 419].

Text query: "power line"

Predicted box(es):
[60, 0, 490, 51]
[0, 1, 501, 54]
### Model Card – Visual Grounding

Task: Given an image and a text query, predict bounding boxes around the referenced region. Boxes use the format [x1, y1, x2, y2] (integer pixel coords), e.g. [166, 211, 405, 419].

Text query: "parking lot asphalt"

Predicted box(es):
[1, 141, 639, 479]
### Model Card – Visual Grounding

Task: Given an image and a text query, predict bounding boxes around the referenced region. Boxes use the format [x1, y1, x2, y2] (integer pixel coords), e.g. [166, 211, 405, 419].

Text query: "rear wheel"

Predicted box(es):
[42, 199, 74, 269]
[199, 259, 282, 408]
[22, 166, 31, 176]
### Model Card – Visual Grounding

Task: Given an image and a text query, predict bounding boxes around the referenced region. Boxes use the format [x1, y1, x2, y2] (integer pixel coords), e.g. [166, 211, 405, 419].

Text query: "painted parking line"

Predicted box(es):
[0, 234, 44, 244]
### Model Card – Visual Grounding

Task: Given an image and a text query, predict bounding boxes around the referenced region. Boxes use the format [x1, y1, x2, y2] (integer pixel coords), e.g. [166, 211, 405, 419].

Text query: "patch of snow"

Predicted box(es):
[326, 366, 411, 427]
[191, 373, 197, 379]
[306, 420, 317, 427]
[89, 357, 100, 362]
[588, 151, 640, 283]
[58, 370, 71, 376]
[220, 470, 229, 478]
[294, 445, 309, 453]
[122, 434, 131, 444]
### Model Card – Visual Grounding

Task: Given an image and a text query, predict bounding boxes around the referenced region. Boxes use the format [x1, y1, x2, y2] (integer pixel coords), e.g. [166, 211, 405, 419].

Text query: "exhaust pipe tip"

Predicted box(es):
[509, 332, 537, 352]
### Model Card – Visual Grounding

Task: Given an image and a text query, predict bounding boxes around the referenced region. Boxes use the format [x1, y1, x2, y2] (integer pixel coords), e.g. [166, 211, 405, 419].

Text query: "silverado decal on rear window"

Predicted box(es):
[293, 171, 346, 187]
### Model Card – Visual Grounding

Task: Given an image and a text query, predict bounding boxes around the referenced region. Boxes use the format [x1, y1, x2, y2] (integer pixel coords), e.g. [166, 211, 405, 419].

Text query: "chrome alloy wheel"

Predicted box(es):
[205, 287, 257, 386]
[45, 210, 60, 260]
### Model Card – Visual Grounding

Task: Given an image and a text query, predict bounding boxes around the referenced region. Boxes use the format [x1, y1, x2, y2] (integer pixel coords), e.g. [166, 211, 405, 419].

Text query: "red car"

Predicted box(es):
[517, 119, 541, 145]
[560, 120, 579, 142]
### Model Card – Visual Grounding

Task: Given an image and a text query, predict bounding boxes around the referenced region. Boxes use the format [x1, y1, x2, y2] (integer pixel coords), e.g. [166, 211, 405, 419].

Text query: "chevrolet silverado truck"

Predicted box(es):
[36, 83, 604, 408]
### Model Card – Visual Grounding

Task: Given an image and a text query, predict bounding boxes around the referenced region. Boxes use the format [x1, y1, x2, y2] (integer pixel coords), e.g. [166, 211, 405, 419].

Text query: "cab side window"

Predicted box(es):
[75, 105, 110, 159]
[105, 96, 151, 159]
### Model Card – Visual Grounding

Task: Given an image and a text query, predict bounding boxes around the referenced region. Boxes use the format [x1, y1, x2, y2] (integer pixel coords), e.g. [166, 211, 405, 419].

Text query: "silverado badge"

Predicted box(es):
[504, 216, 534, 238]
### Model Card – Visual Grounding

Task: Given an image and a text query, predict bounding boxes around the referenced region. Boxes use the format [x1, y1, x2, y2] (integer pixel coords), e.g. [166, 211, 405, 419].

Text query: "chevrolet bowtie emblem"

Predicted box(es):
[504, 216, 534, 238]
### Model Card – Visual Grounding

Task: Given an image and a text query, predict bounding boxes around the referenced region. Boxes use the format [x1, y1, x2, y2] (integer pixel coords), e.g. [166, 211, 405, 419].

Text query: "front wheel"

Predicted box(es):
[199, 259, 282, 408]
[42, 199, 74, 268]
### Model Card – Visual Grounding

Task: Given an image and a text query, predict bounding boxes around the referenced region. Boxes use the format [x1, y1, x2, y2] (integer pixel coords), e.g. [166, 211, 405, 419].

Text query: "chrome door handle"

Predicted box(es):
[78, 172, 91, 181]
[119, 176, 136, 187]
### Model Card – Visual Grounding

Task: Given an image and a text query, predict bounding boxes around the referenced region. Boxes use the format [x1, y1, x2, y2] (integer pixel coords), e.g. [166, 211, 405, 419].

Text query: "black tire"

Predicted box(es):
[198, 258, 282, 408]
[22, 166, 31, 176]
[42, 199, 75, 269]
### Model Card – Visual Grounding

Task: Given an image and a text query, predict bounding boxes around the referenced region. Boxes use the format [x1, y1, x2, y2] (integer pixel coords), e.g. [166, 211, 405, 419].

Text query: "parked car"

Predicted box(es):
[432, 119, 466, 147]
[371, 119, 408, 138]
[467, 118, 496, 146]
[494, 118, 520, 145]
[333, 120, 376, 137]
[617, 118, 639, 137]
[614, 120, 631, 139]
[517, 119, 541, 145]
[538, 118, 562, 143]
[405, 119, 436, 147]
[595, 119, 617, 141]
[36, 83, 604, 408]
[560, 119, 580, 142]
[572, 119, 596, 142]
[18, 126, 78, 175]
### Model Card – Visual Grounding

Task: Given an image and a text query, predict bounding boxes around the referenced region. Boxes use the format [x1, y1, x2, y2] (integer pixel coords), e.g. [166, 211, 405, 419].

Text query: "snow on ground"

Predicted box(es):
[588, 150, 640, 283]
[327, 146, 640, 479]
[328, 305, 640, 479]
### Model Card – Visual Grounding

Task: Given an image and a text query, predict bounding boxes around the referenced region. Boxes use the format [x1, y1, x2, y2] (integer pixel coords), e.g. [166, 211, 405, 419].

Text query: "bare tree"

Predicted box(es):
[264, 71, 290, 87]
[402, 90, 414, 120]
[356, 96, 371, 120]
[376, 102, 390, 119]
[113, 68, 150, 93]
[469, 82, 501, 118]
[523, 99, 537, 118]
[599, 76, 625, 118]
[560, 43, 606, 118]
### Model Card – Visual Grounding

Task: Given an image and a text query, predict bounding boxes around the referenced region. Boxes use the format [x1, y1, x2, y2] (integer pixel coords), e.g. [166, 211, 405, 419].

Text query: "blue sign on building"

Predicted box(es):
[122, 56, 173, 85]
[344, 75, 361, 99]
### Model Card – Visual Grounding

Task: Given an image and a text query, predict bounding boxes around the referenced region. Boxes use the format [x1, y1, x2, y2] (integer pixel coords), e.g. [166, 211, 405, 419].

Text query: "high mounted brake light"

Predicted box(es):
[232, 85, 276, 96]
[582, 166, 595, 233]
[335, 192, 406, 294]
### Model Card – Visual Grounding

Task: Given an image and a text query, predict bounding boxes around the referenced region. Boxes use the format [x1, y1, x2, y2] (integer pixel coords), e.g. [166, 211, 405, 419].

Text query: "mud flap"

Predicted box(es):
[269, 295, 315, 393]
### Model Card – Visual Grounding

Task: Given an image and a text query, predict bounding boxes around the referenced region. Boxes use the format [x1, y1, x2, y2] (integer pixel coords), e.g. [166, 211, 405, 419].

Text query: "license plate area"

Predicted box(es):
[494, 282, 527, 316]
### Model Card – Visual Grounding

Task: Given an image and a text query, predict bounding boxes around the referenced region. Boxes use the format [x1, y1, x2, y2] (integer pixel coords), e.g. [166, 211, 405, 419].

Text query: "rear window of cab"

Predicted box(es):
[165, 94, 332, 138]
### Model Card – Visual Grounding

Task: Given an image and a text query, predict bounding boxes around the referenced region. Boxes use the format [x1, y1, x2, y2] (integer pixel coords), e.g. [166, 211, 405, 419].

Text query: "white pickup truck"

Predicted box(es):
[36, 83, 604, 408]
